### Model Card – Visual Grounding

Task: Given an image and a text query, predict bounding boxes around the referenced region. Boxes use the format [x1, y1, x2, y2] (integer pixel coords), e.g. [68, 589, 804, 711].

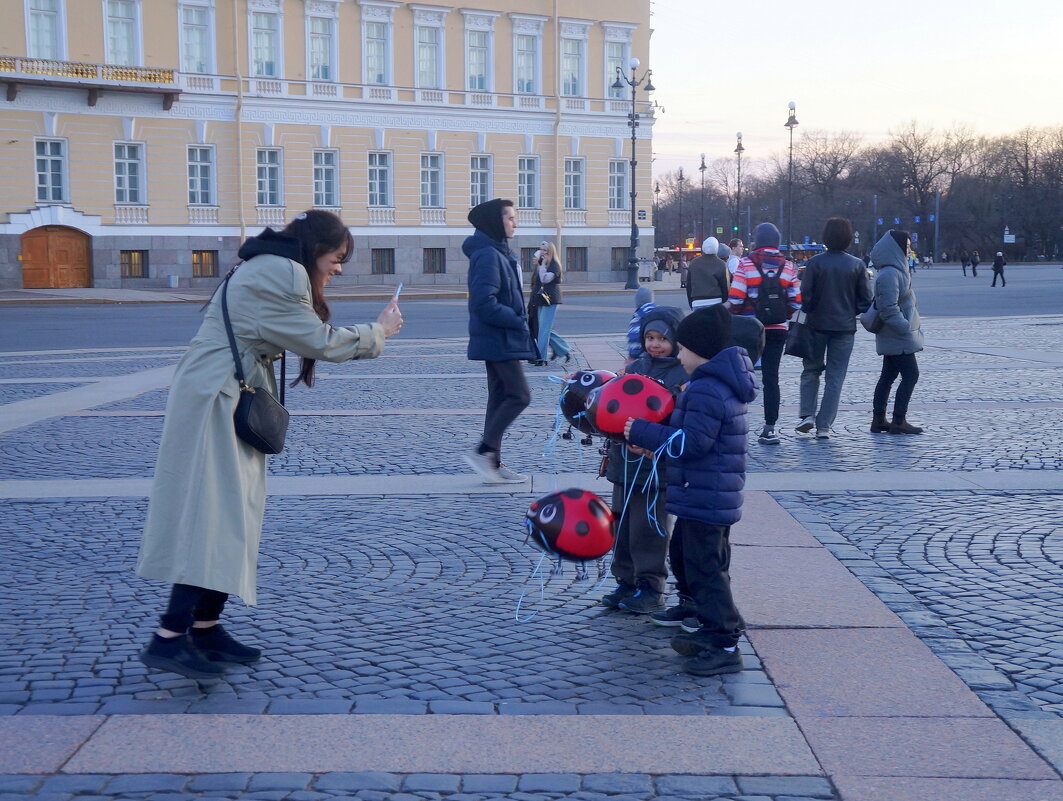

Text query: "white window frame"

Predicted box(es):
[313, 149, 339, 207]
[559, 19, 590, 98]
[113, 141, 145, 205]
[470, 154, 491, 207]
[410, 5, 449, 90]
[103, 0, 142, 67]
[561, 38, 584, 97]
[420, 152, 443, 208]
[602, 24, 636, 100]
[510, 13, 544, 95]
[26, 0, 67, 60]
[359, 0, 397, 86]
[187, 144, 215, 206]
[179, 1, 215, 74]
[465, 29, 489, 91]
[461, 11, 497, 93]
[608, 160, 628, 211]
[34, 138, 67, 203]
[306, 13, 337, 82]
[248, 5, 283, 78]
[256, 148, 282, 207]
[518, 155, 538, 209]
[564, 158, 585, 210]
[367, 151, 392, 207]
[414, 25, 441, 89]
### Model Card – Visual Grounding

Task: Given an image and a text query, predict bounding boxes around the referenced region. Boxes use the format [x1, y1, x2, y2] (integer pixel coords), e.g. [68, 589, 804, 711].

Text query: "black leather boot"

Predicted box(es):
[870, 413, 890, 433]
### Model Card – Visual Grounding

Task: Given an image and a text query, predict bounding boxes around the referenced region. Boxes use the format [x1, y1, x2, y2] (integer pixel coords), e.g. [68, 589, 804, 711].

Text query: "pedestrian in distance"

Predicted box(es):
[728, 221, 801, 445]
[624, 305, 757, 677]
[678, 257, 689, 288]
[137, 210, 404, 680]
[626, 285, 657, 364]
[686, 236, 731, 310]
[869, 230, 925, 435]
[991, 252, 1007, 287]
[960, 249, 970, 276]
[601, 306, 690, 615]
[527, 241, 571, 366]
[727, 238, 745, 276]
[795, 217, 873, 440]
[970, 250, 980, 277]
[462, 198, 535, 484]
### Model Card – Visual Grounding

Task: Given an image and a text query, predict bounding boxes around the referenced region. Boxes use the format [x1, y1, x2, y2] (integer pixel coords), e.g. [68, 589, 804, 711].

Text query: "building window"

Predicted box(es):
[606, 41, 628, 99]
[180, 4, 212, 73]
[566, 247, 587, 272]
[192, 249, 218, 278]
[371, 248, 395, 275]
[423, 248, 446, 274]
[256, 149, 281, 206]
[420, 153, 442, 208]
[313, 150, 338, 208]
[514, 33, 537, 94]
[187, 146, 214, 205]
[564, 158, 584, 210]
[35, 139, 65, 203]
[364, 21, 389, 84]
[105, 0, 139, 67]
[612, 247, 629, 270]
[368, 151, 391, 207]
[120, 249, 148, 278]
[470, 155, 491, 207]
[518, 156, 538, 209]
[251, 11, 279, 77]
[520, 247, 537, 274]
[416, 26, 440, 89]
[608, 160, 627, 210]
[28, 0, 62, 60]
[467, 29, 488, 90]
[561, 37, 583, 96]
[114, 143, 143, 205]
[308, 15, 333, 81]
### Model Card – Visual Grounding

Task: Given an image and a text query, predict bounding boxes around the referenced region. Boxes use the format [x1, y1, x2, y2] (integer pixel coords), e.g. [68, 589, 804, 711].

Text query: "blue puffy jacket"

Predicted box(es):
[463, 230, 535, 361]
[628, 346, 757, 526]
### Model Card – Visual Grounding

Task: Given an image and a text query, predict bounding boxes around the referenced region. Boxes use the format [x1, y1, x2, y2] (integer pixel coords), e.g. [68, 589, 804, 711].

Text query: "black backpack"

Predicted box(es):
[752, 262, 789, 325]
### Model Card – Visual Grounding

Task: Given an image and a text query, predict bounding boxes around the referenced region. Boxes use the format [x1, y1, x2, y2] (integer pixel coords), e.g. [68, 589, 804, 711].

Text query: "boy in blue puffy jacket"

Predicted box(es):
[624, 304, 758, 676]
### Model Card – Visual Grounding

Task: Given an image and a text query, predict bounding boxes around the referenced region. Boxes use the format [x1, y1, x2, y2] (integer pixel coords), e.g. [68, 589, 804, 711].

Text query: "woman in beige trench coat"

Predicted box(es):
[137, 210, 403, 679]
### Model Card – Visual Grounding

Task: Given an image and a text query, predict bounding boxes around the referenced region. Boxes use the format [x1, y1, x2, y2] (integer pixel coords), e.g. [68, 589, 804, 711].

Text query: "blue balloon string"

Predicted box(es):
[514, 551, 550, 623]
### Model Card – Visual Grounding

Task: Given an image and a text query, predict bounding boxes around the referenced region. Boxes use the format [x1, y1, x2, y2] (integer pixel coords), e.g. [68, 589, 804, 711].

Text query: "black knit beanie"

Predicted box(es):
[468, 198, 509, 243]
[676, 305, 731, 360]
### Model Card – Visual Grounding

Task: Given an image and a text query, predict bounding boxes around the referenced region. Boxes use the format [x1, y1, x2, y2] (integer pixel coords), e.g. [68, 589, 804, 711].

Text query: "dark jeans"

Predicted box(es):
[160, 583, 228, 633]
[481, 359, 531, 455]
[669, 518, 744, 649]
[610, 483, 672, 593]
[873, 353, 920, 421]
[759, 328, 788, 427]
[992, 270, 1006, 287]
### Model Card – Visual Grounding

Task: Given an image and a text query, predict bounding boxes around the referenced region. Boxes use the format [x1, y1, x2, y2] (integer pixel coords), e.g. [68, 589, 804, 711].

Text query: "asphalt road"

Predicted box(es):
[1, 264, 1060, 352]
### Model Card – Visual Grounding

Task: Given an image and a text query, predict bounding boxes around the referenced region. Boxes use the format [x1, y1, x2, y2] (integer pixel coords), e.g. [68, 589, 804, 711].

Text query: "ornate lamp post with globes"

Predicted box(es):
[612, 57, 655, 289]
[734, 132, 745, 239]
[785, 101, 799, 252]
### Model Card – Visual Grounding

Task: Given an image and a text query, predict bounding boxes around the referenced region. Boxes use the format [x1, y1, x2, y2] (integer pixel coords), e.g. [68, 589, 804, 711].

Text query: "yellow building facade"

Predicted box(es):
[0, 0, 655, 288]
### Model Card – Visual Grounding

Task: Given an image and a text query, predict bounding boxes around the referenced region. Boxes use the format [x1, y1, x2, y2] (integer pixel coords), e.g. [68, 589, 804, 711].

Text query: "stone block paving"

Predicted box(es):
[0, 382, 89, 405]
[0, 356, 180, 380]
[775, 490, 1063, 722]
[0, 494, 777, 716]
[0, 771, 838, 800]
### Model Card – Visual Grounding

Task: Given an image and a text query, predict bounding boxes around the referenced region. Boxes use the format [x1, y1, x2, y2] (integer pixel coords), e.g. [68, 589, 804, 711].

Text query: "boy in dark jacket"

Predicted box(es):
[600, 306, 690, 614]
[624, 305, 757, 676]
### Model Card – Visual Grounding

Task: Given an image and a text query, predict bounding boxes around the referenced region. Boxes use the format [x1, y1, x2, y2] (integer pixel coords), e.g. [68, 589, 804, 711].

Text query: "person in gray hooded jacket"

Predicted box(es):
[869, 230, 924, 435]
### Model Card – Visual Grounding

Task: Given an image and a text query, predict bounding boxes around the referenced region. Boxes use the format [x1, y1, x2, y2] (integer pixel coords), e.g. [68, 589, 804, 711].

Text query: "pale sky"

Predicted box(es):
[647, 0, 1063, 179]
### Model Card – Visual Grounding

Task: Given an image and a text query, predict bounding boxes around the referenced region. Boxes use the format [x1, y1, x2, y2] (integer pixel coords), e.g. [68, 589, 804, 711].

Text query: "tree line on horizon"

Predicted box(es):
[653, 122, 1063, 260]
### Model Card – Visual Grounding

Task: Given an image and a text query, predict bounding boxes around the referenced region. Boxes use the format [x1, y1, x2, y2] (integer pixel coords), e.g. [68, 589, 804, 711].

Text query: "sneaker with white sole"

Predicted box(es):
[816, 428, 831, 439]
[758, 426, 781, 445]
[795, 416, 815, 434]
[463, 449, 501, 481]
[494, 463, 527, 483]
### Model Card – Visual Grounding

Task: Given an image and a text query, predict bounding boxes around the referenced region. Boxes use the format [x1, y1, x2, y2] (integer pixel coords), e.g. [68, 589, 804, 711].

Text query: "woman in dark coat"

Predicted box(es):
[527, 241, 571, 365]
[991, 252, 1007, 287]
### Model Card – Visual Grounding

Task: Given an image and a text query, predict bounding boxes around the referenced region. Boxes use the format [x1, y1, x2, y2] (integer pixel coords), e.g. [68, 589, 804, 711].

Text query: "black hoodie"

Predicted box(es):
[237, 227, 301, 263]
[467, 199, 508, 243]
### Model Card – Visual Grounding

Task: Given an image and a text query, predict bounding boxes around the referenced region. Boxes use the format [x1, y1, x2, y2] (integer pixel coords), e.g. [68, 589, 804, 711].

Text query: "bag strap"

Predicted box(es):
[220, 275, 285, 404]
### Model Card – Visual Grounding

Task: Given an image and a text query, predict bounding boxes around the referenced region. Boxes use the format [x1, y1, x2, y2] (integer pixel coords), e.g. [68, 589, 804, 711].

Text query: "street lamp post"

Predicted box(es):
[699, 152, 706, 244]
[785, 101, 799, 254]
[653, 181, 660, 227]
[734, 132, 744, 238]
[612, 57, 655, 290]
[676, 167, 685, 248]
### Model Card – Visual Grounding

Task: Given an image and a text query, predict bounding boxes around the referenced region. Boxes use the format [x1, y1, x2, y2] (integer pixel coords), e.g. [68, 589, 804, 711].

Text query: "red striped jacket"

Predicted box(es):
[728, 248, 801, 330]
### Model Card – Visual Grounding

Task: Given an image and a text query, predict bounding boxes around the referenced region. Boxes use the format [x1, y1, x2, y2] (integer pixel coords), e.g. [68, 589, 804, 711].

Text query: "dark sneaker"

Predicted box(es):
[679, 616, 701, 633]
[600, 581, 636, 609]
[650, 601, 697, 627]
[619, 583, 666, 615]
[684, 646, 743, 677]
[189, 624, 262, 665]
[140, 634, 226, 680]
[758, 426, 781, 445]
[670, 628, 718, 656]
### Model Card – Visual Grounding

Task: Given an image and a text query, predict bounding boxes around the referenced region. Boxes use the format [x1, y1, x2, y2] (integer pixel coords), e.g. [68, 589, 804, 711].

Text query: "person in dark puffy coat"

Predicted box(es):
[625, 305, 757, 678]
[600, 306, 689, 616]
[462, 198, 536, 483]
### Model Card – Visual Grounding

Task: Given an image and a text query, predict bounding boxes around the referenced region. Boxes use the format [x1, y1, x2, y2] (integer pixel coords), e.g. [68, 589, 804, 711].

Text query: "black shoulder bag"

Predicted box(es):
[221, 276, 289, 455]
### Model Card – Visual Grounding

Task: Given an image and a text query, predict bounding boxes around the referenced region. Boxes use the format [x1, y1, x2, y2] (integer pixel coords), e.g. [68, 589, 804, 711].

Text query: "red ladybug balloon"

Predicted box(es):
[585, 374, 675, 441]
[525, 488, 615, 562]
[558, 370, 617, 434]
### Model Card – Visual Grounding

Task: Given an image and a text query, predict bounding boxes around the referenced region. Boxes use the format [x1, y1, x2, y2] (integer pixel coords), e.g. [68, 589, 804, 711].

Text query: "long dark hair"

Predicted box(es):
[282, 210, 354, 387]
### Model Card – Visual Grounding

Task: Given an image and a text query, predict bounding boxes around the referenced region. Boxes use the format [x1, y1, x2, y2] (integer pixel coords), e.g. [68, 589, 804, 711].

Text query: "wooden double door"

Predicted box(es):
[21, 226, 91, 288]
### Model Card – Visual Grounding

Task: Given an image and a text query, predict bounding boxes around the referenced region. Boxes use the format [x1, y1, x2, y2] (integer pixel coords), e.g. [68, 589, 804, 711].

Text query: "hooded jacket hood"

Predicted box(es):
[639, 305, 684, 354]
[237, 227, 301, 263]
[870, 230, 908, 269]
[697, 345, 757, 404]
[467, 198, 509, 243]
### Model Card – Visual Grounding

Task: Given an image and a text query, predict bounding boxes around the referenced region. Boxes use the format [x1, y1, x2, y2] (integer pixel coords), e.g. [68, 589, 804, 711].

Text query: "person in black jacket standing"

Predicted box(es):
[795, 218, 873, 439]
[686, 237, 731, 310]
[462, 199, 535, 484]
[991, 252, 1007, 286]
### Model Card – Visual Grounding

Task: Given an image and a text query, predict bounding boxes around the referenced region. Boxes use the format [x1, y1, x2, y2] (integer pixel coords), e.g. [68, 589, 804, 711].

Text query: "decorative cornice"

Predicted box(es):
[602, 22, 636, 42]
[248, 0, 282, 12]
[509, 13, 546, 35]
[558, 18, 592, 39]
[409, 4, 451, 27]
[305, 0, 342, 17]
[358, 0, 399, 21]
[460, 9, 499, 31]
